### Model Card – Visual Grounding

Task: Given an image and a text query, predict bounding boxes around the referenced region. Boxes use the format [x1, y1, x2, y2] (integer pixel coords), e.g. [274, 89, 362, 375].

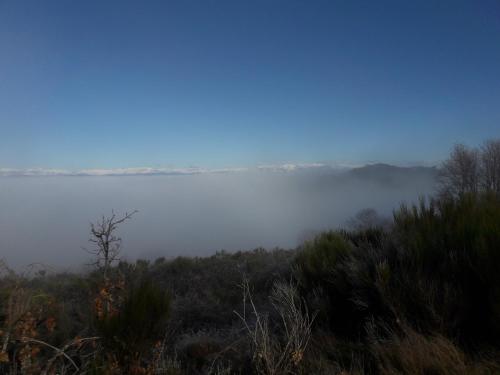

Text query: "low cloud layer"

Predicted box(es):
[0, 165, 437, 270]
[0, 163, 354, 177]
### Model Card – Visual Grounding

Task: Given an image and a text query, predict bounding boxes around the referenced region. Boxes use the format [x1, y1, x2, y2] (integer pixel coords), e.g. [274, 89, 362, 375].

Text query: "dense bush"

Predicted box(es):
[95, 279, 171, 371]
[393, 192, 500, 345]
[294, 191, 500, 354]
[294, 231, 361, 337]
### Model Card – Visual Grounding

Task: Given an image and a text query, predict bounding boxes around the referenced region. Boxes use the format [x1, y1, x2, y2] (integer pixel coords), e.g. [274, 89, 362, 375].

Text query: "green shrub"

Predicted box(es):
[393, 192, 500, 345]
[295, 192, 500, 350]
[295, 231, 366, 337]
[295, 231, 352, 286]
[96, 279, 171, 368]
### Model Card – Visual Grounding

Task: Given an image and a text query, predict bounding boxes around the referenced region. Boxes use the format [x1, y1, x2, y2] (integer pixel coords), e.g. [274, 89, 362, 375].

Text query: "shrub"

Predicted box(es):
[393, 192, 500, 345]
[96, 279, 171, 371]
[295, 231, 352, 284]
[294, 231, 366, 337]
[295, 192, 500, 351]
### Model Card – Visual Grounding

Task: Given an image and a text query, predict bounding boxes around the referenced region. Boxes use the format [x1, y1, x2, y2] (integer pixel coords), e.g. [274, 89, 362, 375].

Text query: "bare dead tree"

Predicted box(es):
[439, 140, 500, 198]
[346, 208, 391, 231]
[87, 210, 138, 280]
[438, 143, 480, 198]
[480, 139, 500, 194]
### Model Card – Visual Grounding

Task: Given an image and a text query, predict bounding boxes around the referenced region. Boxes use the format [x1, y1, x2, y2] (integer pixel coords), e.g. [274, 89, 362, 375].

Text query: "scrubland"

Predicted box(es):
[1, 141, 499, 374]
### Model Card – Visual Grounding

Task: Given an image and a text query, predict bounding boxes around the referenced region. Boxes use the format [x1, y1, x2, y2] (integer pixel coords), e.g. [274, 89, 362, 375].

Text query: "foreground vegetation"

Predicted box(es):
[1, 141, 500, 374]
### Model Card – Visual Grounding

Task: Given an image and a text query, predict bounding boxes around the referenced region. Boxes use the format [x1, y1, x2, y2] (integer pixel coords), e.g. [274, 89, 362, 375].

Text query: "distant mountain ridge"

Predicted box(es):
[343, 163, 438, 188]
[348, 162, 437, 177]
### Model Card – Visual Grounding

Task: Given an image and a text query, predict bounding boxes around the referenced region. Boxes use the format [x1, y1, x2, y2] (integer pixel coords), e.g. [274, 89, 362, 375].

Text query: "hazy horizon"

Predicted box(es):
[0, 159, 439, 177]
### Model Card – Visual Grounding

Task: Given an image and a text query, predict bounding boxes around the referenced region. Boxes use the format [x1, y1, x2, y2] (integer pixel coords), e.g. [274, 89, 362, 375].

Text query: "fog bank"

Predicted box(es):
[0, 165, 437, 269]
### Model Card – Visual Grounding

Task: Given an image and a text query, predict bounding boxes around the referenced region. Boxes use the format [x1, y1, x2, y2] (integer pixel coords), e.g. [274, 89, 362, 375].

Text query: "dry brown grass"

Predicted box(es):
[370, 327, 500, 375]
[235, 278, 315, 375]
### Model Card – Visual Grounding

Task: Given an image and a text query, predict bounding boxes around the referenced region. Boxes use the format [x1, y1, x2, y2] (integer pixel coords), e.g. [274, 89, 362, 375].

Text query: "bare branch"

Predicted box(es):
[21, 337, 79, 372]
[86, 210, 138, 280]
[439, 143, 480, 198]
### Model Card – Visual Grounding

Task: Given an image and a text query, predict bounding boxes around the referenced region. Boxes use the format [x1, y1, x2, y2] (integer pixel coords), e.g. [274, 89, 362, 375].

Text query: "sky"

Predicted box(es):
[1, 0, 499, 169]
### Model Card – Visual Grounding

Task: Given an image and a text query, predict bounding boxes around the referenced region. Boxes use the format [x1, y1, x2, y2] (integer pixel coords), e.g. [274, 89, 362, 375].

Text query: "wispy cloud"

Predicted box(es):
[256, 162, 359, 172]
[0, 168, 72, 177]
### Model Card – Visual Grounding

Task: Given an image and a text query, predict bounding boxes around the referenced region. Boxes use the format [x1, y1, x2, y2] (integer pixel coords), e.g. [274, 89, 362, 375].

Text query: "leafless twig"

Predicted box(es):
[85, 210, 138, 279]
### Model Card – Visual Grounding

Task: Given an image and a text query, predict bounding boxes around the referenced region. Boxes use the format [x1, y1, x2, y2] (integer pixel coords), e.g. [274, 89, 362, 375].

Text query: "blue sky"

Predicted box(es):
[1, 0, 499, 169]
